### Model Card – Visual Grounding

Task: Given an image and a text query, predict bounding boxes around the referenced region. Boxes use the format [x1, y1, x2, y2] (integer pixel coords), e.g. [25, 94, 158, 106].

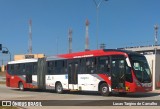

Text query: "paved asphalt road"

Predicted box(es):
[0, 84, 160, 109]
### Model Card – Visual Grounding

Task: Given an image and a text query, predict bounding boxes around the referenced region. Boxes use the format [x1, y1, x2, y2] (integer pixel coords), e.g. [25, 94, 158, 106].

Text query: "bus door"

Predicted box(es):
[37, 58, 47, 90]
[68, 60, 79, 90]
[111, 55, 126, 91]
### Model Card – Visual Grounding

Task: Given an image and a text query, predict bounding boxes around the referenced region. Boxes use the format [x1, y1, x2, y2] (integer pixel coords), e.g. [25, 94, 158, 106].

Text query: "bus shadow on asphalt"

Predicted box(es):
[65, 91, 101, 96]
[111, 92, 160, 98]
[12, 88, 160, 98]
[12, 88, 101, 96]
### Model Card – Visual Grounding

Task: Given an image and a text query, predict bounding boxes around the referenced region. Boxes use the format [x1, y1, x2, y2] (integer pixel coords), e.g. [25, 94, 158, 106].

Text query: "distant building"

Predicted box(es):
[119, 45, 160, 90]
[118, 45, 160, 54]
[14, 54, 45, 61]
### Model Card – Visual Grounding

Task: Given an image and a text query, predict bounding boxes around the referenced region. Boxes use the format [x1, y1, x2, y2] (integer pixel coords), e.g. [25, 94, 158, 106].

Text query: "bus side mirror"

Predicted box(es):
[126, 57, 131, 67]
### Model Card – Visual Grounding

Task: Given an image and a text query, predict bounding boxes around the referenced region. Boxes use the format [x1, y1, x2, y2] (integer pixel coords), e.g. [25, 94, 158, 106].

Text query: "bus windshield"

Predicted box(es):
[130, 55, 152, 83]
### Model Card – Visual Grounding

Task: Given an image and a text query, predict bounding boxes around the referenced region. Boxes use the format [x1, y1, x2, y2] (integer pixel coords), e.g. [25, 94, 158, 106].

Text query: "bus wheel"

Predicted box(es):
[55, 82, 63, 94]
[100, 83, 110, 96]
[19, 82, 24, 91]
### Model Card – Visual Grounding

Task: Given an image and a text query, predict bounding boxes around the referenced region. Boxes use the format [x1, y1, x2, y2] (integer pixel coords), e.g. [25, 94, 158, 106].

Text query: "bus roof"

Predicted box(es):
[104, 49, 143, 56]
[57, 49, 143, 59]
[8, 49, 143, 64]
[8, 59, 38, 64]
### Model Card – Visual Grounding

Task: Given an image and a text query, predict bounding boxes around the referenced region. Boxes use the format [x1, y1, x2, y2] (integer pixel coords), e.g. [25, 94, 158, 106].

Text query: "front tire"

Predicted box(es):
[55, 82, 63, 94]
[100, 83, 110, 96]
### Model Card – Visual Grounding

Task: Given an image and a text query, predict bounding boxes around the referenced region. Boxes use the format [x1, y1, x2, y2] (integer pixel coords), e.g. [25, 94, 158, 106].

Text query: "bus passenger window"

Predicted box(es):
[47, 61, 56, 74]
[33, 63, 37, 75]
[22, 64, 25, 73]
[19, 64, 24, 75]
[86, 58, 96, 74]
[79, 58, 86, 74]
[14, 64, 21, 75]
[11, 65, 14, 70]
[47, 61, 52, 74]
[98, 56, 110, 75]
[25, 63, 33, 74]
[8, 65, 14, 75]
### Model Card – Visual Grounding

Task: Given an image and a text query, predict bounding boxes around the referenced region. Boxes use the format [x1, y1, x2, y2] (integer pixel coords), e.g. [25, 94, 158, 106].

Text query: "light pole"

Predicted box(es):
[153, 24, 158, 90]
[154, 24, 158, 57]
[2, 47, 11, 61]
[154, 24, 158, 46]
[93, 0, 108, 49]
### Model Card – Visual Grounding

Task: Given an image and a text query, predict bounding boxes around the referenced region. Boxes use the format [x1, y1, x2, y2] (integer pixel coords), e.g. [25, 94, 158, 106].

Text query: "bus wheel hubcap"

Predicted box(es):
[57, 85, 62, 92]
[20, 84, 23, 90]
[102, 87, 108, 93]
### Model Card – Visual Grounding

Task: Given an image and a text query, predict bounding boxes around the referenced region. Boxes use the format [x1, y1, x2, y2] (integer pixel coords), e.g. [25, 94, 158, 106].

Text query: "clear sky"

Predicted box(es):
[0, 0, 160, 64]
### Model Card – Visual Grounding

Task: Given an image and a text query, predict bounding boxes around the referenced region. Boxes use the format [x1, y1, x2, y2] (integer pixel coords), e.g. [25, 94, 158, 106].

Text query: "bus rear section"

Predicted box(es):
[6, 59, 38, 90]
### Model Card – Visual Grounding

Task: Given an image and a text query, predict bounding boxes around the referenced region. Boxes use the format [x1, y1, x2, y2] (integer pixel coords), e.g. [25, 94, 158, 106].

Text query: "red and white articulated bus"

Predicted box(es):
[6, 49, 152, 96]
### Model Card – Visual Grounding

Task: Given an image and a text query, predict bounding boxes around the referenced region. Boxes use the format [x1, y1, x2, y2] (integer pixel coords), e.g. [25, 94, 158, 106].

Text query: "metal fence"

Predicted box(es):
[0, 76, 6, 82]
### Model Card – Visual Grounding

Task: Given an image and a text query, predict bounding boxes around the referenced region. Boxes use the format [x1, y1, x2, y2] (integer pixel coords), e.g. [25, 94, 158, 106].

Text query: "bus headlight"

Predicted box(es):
[141, 83, 152, 87]
[134, 79, 141, 87]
